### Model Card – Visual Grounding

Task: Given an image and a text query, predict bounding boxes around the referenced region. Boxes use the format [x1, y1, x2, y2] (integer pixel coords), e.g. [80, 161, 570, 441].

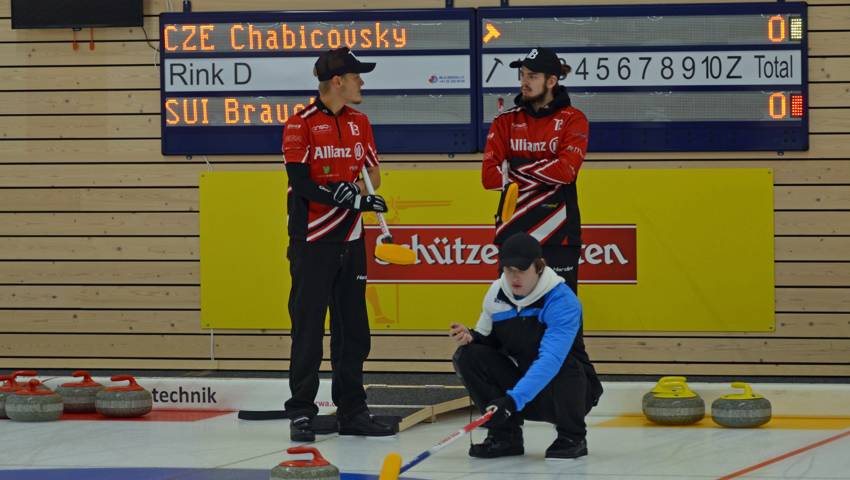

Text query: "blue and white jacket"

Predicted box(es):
[469, 266, 584, 412]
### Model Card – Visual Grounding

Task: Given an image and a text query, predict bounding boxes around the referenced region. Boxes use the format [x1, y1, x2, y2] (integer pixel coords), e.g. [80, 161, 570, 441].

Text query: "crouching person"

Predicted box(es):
[450, 232, 603, 459]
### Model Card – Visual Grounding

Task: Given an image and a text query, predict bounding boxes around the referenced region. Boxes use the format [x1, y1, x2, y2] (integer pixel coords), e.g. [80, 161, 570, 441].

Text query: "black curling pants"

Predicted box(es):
[285, 238, 371, 422]
[453, 343, 589, 442]
[542, 245, 581, 294]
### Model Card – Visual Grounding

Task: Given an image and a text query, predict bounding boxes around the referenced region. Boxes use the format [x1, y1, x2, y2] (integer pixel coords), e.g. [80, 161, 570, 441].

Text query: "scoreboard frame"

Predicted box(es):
[478, 2, 809, 152]
[160, 8, 481, 156]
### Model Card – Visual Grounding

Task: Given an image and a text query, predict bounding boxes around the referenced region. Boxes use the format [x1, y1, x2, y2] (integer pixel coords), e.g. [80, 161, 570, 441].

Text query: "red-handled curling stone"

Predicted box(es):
[11, 371, 50, 391]
[0, 375, 24, 419]
[6, 379, 64, 422]
[270, 447, 340, 480]
[55, 371, 105, 413]
[95, 375, 152, 418]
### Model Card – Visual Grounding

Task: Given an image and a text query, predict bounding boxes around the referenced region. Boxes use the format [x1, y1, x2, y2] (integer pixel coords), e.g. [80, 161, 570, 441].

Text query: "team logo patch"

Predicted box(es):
[354, 142, 365, 161]
[312, 124, 332, 134]
[549, 138, 559, 153]
[285, 135, 302, 142]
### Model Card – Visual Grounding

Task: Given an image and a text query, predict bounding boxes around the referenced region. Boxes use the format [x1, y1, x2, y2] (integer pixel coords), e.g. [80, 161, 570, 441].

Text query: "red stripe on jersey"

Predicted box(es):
[528, 204, 567, 244]
[307, 209, 350, 242]
[345, 213, 363, 241]
[496, 188, 557, 236]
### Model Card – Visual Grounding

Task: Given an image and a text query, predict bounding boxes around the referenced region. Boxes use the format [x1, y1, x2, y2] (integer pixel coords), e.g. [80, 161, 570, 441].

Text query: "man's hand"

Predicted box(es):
[449, 322, 473, 346]
[509, 156, 535, 171]
[485, 396, 517, 427]
[327, 181, 361, 204]
[353, 194, 387, 213]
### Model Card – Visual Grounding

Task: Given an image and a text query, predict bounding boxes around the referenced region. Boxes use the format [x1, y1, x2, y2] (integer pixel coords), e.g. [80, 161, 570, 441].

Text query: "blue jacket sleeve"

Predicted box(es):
[507, 285, 582, 411]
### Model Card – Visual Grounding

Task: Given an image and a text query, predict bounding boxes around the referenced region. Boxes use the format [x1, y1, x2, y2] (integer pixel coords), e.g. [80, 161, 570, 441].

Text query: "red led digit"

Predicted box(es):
[768, 16, 786, 43]
[791, 95, 804, 117]
[769, 93, 787, 119]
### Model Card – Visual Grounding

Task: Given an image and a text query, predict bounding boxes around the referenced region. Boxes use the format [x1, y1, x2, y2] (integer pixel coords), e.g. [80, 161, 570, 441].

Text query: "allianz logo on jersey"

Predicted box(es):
[510, 138, 548, 153]
[314, 146, 351, 159]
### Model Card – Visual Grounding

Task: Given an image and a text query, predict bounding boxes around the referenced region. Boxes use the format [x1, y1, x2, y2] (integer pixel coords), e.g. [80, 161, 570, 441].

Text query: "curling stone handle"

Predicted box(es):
[12, 370, 38, 380]
[731, 382, 756, 396]
[110, 375, 140, 388]
[25, 379, 42, 392]
[658, 376, 687, 383]
[285, 446, 331, 466]
[657, 380, 686, 389]
[72, 371, 94, 382]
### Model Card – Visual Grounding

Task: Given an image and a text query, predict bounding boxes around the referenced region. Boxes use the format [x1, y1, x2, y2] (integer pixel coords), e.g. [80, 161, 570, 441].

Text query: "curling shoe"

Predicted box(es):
[338, 411, 396, 437]
[289, 415, 315, 442]
[469, 430, 524, 458]
[545, 436, 587, 459]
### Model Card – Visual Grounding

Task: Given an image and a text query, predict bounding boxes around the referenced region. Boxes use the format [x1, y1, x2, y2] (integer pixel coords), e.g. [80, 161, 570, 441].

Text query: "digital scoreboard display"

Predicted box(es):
[160, 10, 477, 155]
[479, 2, 808, 151]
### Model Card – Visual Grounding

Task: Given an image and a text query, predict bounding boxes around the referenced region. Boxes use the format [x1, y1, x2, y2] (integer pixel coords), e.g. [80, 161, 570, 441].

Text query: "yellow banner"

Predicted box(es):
[200, 168, 774, 331]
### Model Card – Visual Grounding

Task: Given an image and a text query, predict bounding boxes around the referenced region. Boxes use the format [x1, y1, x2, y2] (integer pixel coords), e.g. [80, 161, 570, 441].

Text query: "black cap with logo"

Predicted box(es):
[509, 47, 562, 77]
[315, 47, 376, 81]
[499, 232, 543, 271]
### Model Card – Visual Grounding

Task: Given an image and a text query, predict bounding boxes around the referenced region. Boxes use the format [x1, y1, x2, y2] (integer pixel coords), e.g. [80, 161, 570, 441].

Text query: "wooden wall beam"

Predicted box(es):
[0, 237, 198, 260]
[0, 212, 198, 236]
[0, 261, 199, 285]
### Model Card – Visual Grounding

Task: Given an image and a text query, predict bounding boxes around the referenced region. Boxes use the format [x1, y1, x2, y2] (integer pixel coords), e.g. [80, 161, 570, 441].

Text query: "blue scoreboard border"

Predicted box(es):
[478, 2, 809, 152]
[160, 9, 481, 156]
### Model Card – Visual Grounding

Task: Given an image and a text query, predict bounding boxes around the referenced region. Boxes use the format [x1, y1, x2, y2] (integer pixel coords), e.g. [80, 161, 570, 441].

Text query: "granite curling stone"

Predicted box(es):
[95, 375, 152, 418]
[0, 375, 24, 419]
[711, 382, 772, 428]
[11, 370, 50, 391]
[5, 379, 64, 422]
[642, 376, 687, 414]
[270, 447, 340, 480]
[55, 371, 105, 414]
[644, 381, 705, 426]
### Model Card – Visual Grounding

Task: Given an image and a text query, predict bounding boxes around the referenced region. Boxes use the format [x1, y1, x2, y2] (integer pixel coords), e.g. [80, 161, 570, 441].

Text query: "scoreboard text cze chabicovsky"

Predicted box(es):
[160, 2, 808, 155]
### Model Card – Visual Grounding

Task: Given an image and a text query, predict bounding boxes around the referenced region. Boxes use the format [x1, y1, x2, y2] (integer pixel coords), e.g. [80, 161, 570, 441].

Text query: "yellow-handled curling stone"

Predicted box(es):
[711, 382, 772, 428]
[644, 380, 705, 426]
[642, 376, 687, 415]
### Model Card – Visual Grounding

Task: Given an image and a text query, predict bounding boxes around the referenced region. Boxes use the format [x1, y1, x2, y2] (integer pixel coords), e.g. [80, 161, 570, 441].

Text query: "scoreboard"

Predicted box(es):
[479, 3, 808, 151]
[160, 9, 478, 155]
[160, 3, 808, 155]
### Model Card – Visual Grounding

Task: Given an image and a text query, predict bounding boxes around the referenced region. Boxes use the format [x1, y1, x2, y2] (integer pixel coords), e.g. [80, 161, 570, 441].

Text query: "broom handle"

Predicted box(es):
[498, 98, 509, 189]
[360, 165, 391, 241]
[399, 410, 494, 474]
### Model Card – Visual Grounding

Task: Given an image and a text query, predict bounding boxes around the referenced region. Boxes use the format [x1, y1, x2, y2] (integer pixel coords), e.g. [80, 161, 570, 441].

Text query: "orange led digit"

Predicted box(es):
[393, 28, 406, 48]
[768, 16, 786, 43]
[311, 30, 324, 49]
[225, 99, 239, 123]
[243, 104, 256, 123]
[276, 105, 288, 123]
[200, 25, 214, 51]
[182, 25, 197, 50]
[791, 95, 804, 117]
[294, 104, 306, 114]
[230, 25, 244, 50]
[769, 93, 787, 119]
[266, 31, 279, 50]
[163, 26, 178, 51]
[248, 25, 262, 50]
[201, 99, 209, 124]
[165, 99, 180, 124]
[344, 30, 357, 49]
[260, 105, 273, 124]
[328, 29, 341, 49]
[360, 29, 372, 48]
[282, 25, 296, 49]
[299, 25, 307, 49]
[183, 99, 200, 124]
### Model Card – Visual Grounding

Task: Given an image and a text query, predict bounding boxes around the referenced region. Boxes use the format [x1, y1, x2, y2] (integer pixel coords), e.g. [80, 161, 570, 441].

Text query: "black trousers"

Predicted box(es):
[453, 343, 589, 442]
[542, 245, 581, 294]
[285, 238, 370, 421]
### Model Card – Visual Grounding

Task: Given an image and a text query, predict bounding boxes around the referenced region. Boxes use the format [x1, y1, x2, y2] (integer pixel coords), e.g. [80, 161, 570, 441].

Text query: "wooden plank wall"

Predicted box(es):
[1, 0, 848, 377]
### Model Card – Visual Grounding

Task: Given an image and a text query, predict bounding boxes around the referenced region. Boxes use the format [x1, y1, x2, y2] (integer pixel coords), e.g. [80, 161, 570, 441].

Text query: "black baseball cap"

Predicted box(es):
[315, 47, 376, 81]
[499, 232, 543, 271]
[509, 47, 562, 77]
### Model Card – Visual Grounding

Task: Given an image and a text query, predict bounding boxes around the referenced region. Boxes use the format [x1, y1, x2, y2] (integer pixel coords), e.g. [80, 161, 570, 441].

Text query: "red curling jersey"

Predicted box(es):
[282, 99, 379, 243]
[482, 87, 588, 246]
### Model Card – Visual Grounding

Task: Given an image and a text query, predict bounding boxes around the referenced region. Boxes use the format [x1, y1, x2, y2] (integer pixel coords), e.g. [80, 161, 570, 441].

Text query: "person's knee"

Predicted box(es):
[452, 343, 490, 377]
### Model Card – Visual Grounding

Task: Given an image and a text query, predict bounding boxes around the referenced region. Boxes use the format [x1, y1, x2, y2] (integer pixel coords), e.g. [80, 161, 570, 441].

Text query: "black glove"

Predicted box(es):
[327, 180, 361, 204]
[353, 194, 387, 213]
[485, 395, 517, 427]
[509, 156, 536, 171]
